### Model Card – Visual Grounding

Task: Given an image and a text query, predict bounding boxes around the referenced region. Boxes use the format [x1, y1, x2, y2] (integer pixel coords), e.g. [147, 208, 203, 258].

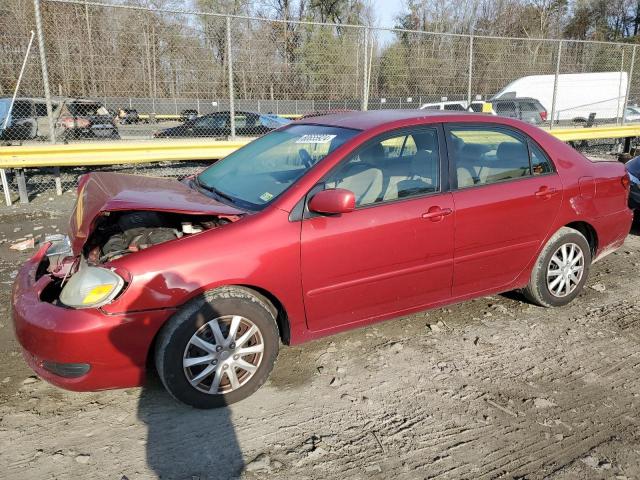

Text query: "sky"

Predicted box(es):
[373, 0, 405, 29]
[371, 0, 405, 45]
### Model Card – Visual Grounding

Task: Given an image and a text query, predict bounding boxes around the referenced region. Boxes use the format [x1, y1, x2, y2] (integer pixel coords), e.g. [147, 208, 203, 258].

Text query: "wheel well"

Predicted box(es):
[146, 285, 291, 372]
[565, 221, 598, 256]
[238, 285, 291, 346]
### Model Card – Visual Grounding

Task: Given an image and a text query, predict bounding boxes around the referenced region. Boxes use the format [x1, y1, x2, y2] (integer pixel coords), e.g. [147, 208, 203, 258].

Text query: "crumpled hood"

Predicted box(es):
[69, 172, 245, 254]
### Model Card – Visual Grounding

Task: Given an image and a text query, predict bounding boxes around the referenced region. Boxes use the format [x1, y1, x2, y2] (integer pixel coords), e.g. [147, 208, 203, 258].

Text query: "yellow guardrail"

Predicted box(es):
[1, 123, 640, 169]
[0, 140, 250, 168]
[542, 124, 640, 141]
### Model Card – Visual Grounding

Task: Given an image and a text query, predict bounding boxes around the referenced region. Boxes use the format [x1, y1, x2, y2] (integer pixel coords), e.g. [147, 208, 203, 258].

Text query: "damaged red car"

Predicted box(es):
[12, 110, 632, 408]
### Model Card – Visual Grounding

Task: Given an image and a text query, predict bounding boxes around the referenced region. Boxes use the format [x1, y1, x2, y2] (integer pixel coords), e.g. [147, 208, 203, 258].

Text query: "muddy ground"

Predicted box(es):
[1, 191, 639, 480]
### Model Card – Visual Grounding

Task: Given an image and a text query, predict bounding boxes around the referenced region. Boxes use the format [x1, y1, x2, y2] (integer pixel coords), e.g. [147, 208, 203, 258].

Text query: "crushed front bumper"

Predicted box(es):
[11, 244, 174, 391]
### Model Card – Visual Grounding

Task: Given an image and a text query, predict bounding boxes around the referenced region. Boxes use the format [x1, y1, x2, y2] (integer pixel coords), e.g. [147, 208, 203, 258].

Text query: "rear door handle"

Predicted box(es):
[422, 207, 453, 221]
[535, 186, 558, 198]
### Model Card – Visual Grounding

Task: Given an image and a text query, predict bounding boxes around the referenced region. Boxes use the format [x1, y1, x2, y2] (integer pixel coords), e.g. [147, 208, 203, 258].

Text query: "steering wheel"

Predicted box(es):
[298, 148, 313, 168]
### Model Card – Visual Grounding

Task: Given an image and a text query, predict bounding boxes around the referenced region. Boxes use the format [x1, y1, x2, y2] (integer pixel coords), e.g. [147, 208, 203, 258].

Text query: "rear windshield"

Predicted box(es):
[520, 102, 540, 113]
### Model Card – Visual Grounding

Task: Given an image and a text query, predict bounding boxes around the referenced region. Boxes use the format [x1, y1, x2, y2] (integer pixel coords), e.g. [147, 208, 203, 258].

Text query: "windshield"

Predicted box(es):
[197, 124, 360, 209]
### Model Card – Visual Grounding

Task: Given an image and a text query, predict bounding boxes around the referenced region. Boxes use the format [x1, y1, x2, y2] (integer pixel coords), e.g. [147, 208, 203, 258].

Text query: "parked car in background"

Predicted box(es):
[12, 110, 632, 408]
[58, 100, 119, 140]
[180, 109, 198, 122]
[118, 108, 139, 125]
[420, 100, 484, 112]
[625, 106, 640, 123]
[420, 98, 547, 124]
[487, 97, 548, 124]
[0, 97, 56, 141]
[492, 72, 626, 122]
[300, 109, 357, 119]
[625, 155, 640, 214]
[153, 111, 291, 138]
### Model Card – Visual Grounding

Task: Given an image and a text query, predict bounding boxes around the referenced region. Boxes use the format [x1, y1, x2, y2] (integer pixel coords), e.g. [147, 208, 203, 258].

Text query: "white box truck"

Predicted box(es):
[491, 71, 627, 122]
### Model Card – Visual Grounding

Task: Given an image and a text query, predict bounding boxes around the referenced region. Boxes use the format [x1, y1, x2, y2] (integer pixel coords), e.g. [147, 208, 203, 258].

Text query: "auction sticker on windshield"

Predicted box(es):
[259, 192, 274, 202]
[295, 134, 337, 144]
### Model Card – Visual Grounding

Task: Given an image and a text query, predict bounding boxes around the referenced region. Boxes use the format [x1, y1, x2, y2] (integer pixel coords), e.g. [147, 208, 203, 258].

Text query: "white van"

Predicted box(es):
[492, 72, 627, 122]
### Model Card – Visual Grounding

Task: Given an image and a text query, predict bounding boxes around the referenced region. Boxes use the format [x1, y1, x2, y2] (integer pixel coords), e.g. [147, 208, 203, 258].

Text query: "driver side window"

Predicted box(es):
[324, 128, 440, 207]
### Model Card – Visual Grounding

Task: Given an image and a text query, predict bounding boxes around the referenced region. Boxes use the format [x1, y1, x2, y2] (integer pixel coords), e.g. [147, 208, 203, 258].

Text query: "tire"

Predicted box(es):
[155, 286, 280, 409]
[523, 227, 592, 308]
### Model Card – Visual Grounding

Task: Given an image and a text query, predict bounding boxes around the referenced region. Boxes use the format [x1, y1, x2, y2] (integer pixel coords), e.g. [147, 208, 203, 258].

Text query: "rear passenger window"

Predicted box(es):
[448, 127, 532, 188]
[324, 129, 440, 206]
[530, 143, 552, 175]
[495, 102, 516, 116]
[34, 103, 48, 117]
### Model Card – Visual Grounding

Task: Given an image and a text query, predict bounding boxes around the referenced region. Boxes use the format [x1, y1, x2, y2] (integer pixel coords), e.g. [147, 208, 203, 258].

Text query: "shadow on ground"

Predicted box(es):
[108, 272, 246, 479]
[137, 378, 244, 480]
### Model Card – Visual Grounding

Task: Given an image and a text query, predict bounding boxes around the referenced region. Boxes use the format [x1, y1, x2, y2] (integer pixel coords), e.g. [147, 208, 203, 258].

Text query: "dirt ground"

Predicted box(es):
[1, 191, 640, 480]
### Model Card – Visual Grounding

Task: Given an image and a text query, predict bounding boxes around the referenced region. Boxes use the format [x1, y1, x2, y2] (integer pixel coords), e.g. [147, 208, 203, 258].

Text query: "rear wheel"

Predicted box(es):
[155, 286, 279, 408]
[523, 227, 591, 307]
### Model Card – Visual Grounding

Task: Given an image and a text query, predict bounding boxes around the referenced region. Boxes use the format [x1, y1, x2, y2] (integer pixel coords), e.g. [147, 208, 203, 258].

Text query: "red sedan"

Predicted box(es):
[12, 110, 632, 408]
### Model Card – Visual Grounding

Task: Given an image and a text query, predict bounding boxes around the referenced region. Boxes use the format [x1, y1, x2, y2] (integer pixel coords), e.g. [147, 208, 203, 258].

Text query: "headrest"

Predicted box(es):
[411, 150, 435, 176]
[460, 143, 485, 159]
[496, 142, 527, 163]
[360, 142, 385, 165]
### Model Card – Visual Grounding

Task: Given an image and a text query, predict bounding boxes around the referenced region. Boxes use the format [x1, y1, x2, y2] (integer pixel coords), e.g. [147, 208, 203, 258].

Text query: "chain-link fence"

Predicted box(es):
[0, 0, 638, 203]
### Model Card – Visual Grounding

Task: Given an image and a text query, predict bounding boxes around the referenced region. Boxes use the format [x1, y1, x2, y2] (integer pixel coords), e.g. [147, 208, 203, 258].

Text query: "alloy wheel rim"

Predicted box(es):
[546, 242, 585, 298]
[183, 315, 264, 395]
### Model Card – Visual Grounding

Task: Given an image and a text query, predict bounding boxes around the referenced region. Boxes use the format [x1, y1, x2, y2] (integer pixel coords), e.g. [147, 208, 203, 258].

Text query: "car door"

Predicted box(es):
[447, 124, 562, 297]
[192, 114, 227, 137]
[300, 126, 455, 332]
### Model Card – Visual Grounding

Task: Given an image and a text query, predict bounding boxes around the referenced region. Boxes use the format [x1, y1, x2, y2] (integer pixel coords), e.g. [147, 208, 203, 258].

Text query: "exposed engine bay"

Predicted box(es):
[84, 210, 232, 263]
[39, 210, 238, 306]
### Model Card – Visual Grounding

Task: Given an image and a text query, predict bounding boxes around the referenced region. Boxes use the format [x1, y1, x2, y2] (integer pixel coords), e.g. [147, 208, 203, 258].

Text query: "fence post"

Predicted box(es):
[226, 16, 236, 139]
[623, 45, 636, 126]
[467, 35, 474, 108]
[1, 30, 35, 206]
[34, 0, 62, 197]
[618, 46, 628, 125]
[549, 40, 562, 129]
[362, 27, 369, 111]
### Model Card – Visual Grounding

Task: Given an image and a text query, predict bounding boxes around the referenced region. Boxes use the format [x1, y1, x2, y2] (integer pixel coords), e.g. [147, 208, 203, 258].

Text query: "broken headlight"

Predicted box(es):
[59, 265, 124, 309]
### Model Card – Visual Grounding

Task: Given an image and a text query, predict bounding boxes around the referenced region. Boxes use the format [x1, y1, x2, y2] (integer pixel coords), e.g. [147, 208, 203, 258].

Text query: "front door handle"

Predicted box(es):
[422, 206, 453, 221]
[535, 186, 558, 199]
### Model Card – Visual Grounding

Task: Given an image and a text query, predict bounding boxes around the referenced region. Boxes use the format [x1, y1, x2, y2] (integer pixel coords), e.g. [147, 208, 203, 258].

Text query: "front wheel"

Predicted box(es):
[523, 227, 592, 307]
[155, 286, 280, 408]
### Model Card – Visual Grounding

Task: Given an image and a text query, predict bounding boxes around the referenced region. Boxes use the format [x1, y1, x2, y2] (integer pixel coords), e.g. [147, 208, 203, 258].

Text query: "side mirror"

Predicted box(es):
[308, 188, 356, 215]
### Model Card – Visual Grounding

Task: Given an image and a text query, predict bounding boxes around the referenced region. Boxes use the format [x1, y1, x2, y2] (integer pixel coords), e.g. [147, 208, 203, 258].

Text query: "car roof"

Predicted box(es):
[295, 109, 490, 131]
[203, 110, 260, 116]
[490, 97, 542, 103]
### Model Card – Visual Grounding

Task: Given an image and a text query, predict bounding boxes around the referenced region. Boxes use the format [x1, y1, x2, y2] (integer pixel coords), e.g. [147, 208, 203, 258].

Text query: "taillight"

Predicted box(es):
[60, 116, 75, 129]
[622, 173, 630, 190]
[540, 111, 548, 121]
[76, 118, 90, 128]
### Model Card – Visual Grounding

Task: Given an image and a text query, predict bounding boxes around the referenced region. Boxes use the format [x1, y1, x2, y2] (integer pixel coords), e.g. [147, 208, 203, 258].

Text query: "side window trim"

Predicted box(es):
[527, 139, 556, 175]
[302, 124, 447, 216]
